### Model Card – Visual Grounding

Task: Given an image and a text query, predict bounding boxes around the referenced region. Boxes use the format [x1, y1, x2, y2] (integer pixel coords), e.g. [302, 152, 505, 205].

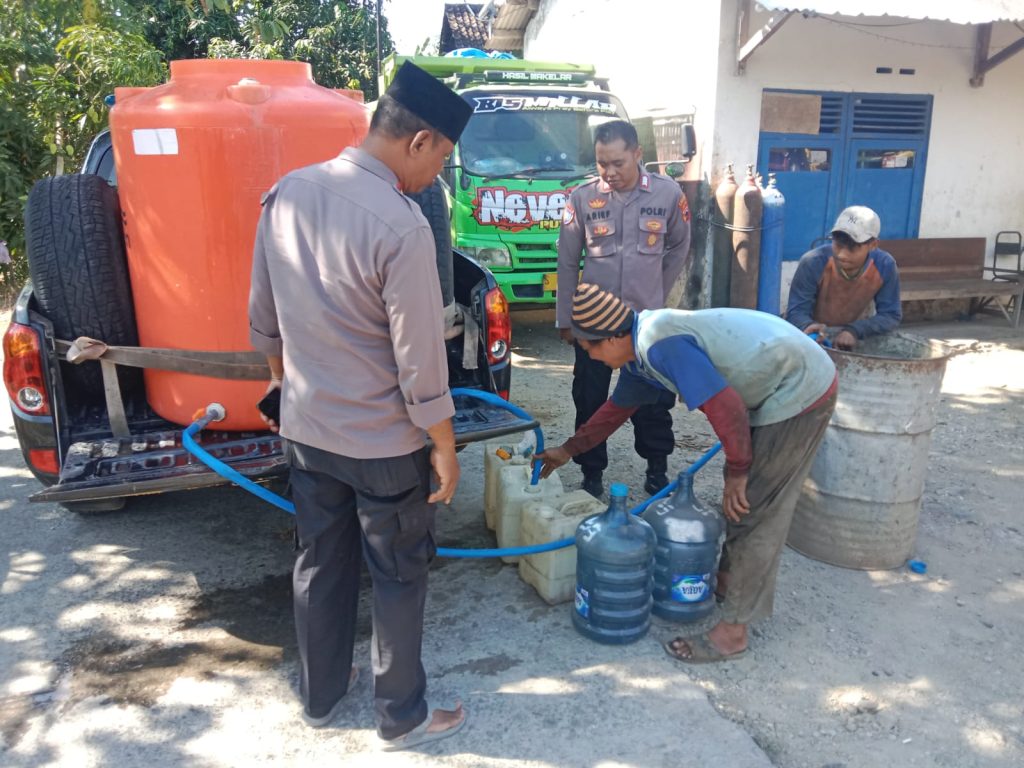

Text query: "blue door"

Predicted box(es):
[845, 138, 927, 239]
[757, 138, 841, 261]
[757, 91, 932, 260]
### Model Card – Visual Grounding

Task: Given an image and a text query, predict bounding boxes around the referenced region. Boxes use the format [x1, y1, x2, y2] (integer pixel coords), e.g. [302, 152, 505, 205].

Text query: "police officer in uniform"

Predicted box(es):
[248, 62, 471, 750]
[556, 120, 691, 497]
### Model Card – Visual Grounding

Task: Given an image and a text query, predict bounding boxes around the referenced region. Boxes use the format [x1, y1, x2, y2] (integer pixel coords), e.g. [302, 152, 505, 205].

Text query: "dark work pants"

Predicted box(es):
[286, 440, 435, 740]
[572, 341, 676, 475]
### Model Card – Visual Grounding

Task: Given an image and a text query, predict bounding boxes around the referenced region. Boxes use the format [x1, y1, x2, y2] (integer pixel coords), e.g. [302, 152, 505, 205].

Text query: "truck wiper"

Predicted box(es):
[508, 166, 577, 177]
[475, 167, 582, 185]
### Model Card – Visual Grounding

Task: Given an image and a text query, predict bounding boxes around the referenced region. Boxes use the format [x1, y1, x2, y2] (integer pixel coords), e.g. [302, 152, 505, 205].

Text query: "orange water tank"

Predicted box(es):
[109, 60, 369, 430]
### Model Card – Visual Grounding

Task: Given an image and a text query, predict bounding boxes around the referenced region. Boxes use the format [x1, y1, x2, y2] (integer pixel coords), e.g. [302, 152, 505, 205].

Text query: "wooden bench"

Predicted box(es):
[880, 237, 1023, 328]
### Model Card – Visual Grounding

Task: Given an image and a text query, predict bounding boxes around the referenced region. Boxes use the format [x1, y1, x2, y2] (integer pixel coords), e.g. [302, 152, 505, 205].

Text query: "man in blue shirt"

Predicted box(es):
[537, 284, 837, 662]
[786, 206, 901, 350]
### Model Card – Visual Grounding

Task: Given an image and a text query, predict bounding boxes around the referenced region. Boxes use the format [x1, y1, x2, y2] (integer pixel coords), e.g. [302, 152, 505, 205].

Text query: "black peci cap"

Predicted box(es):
[385, 61, 473, 144]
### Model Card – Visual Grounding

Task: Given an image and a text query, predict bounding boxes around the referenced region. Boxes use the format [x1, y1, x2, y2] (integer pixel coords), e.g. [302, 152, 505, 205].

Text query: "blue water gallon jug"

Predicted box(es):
[572, 483, 656, 644]
[642, 471, 726, 622]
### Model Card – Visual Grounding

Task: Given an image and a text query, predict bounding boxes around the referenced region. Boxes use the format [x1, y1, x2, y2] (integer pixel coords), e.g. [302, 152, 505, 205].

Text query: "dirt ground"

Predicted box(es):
[1, 305, 1022, 767]
[509, 308, 1024, 768]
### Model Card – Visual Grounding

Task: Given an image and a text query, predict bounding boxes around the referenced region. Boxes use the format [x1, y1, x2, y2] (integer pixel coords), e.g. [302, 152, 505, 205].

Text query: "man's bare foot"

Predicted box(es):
[426, 702, 465, 733]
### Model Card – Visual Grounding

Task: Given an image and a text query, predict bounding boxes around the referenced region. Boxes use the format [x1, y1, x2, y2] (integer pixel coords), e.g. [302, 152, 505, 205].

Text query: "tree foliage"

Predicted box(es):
[0, 0, 394, 302]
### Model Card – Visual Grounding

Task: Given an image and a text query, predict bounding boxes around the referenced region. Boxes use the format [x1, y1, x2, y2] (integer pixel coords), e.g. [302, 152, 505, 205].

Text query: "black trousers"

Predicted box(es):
[571, 342, 676, 475]
[286, 440, 435, 739]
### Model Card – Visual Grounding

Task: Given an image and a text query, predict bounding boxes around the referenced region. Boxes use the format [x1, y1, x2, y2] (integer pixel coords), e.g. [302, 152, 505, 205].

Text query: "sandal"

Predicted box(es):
[664, 634, 747, 664]
[379, 702, 467, 752]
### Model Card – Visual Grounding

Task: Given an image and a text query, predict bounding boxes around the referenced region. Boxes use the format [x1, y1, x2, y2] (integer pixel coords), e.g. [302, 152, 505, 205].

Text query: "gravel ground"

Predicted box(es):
[1, 306, 1022, 767]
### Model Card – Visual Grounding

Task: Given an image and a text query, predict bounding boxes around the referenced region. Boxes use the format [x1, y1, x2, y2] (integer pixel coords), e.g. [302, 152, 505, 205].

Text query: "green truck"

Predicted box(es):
[380, 54, 628, 305]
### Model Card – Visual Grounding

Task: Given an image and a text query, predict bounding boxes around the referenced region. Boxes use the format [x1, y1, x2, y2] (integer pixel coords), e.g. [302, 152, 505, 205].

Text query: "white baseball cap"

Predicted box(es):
[831, 206, 881, 244]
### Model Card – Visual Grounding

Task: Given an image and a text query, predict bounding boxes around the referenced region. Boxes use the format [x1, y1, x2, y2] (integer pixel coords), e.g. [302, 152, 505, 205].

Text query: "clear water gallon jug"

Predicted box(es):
[642, 472, 726, 622]
[573, 483, 656, 644]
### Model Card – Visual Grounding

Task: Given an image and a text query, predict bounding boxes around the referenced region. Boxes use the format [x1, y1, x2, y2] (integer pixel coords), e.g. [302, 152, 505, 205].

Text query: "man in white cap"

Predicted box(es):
[786, 205, 901, 350]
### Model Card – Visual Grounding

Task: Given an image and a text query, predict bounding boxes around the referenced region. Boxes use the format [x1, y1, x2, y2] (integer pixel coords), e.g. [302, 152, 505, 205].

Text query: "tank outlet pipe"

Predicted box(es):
[181, 396, 720, 558]
[182, 403, 295, 516]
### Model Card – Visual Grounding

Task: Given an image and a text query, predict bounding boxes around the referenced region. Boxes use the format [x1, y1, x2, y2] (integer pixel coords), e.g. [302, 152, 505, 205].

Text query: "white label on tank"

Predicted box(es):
[132, 128, 179, 155]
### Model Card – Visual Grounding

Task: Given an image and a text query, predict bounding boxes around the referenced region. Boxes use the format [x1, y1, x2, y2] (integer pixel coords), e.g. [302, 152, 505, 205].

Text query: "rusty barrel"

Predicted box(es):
[788, 333, 951, 569]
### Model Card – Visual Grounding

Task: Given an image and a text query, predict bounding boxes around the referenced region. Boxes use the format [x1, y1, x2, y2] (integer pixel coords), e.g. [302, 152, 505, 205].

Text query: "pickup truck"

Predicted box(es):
[3, 130, 533, 513]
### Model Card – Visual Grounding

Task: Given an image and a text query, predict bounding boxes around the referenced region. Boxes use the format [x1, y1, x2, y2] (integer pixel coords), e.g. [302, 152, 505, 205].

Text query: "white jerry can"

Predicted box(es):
[519, 490, 606, 604]
[494, 464, 563, 564]
[483, 434, 533, 531]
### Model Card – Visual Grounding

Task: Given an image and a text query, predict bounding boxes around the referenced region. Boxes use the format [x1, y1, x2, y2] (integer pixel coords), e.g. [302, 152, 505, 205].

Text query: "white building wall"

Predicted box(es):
[713, 3, 1024, 251]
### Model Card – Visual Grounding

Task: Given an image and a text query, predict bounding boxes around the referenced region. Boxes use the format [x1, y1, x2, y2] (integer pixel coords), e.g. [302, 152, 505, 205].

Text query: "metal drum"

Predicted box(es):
[788, 333, 951, 569]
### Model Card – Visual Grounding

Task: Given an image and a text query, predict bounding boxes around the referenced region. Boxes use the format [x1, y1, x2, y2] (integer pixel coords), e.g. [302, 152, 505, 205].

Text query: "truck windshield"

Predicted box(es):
[459, 91, 626, 179]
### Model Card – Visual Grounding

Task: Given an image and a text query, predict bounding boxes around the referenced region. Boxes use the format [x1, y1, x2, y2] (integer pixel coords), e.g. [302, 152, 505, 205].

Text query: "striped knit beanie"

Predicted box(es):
[571, 283, 634, 340]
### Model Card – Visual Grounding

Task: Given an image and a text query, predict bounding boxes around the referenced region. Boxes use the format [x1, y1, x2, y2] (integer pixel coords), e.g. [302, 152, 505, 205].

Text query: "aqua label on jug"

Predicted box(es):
[574, 585, 590, 618]
[671, 573, 712, 603]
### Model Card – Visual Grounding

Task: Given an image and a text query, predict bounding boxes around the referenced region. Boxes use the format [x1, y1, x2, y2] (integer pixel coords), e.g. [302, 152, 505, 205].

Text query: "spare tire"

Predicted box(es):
[25, 174, 139, 404]
[405, 178, 454, 306]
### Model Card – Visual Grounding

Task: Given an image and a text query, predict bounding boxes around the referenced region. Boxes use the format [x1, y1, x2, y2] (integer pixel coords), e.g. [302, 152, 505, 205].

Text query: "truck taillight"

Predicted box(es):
[484, 286, 511, 372]
[3, 322, 51, 416]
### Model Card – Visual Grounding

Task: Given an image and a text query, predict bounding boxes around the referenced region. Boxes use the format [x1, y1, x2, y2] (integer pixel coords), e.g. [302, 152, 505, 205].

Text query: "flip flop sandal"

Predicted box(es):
[301, 666, 359, 728]
[379, 703, 467, 752]
[664, 634, 748, 664]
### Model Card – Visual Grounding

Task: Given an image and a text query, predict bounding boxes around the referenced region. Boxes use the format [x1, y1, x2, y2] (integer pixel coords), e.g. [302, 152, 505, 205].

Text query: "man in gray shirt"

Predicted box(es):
[248, 62, 470, 750]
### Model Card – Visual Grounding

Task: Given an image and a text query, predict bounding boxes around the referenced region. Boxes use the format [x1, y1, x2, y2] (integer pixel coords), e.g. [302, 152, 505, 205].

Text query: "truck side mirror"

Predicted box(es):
[681, 124, 697, 159]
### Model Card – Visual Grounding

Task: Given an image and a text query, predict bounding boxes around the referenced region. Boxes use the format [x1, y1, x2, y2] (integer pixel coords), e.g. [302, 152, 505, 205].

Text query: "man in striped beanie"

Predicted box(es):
[536, 283, 837, 663]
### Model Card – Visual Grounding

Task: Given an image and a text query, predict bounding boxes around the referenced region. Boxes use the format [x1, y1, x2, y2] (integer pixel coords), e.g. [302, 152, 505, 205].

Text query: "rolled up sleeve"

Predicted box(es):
[381, 225, 455, 430]
[248, 211, 283, 356]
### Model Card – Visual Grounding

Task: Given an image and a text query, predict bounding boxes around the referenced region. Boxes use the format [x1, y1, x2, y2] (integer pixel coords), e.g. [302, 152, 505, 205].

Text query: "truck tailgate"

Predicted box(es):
[31, 395, 537, 503]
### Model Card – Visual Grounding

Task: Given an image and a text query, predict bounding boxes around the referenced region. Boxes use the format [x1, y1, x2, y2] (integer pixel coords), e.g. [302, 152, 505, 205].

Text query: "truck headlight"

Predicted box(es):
[464, 245, 511, 268]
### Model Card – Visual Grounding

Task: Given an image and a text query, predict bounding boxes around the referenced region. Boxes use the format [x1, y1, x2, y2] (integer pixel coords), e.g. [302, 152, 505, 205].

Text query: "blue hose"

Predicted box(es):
[808, 331, 833, 349]
[452, 387, 544, 484]
[182, 417, 296, 515]
[181, 396, 721, 559]
[436, 441, 721, 559]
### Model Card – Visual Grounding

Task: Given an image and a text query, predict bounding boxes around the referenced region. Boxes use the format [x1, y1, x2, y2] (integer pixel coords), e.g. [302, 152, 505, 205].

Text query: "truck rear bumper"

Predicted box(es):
[30, 395, 537, 504]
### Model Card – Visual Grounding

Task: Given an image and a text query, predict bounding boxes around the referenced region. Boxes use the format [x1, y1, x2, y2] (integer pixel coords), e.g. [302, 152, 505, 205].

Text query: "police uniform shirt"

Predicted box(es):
[555, 169, 691, 329]
[248, 147, 454, 460]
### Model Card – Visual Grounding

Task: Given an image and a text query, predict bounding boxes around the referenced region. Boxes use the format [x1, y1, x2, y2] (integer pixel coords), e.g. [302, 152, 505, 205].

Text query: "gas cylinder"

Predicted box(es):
[729, 164, 763, 310]
[109, 60, 370, 430]
[711, 165, 738, 308]
[572, 483, 656, 645]
[756, 174, 786, 315]
[642, 471, 726, 622]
